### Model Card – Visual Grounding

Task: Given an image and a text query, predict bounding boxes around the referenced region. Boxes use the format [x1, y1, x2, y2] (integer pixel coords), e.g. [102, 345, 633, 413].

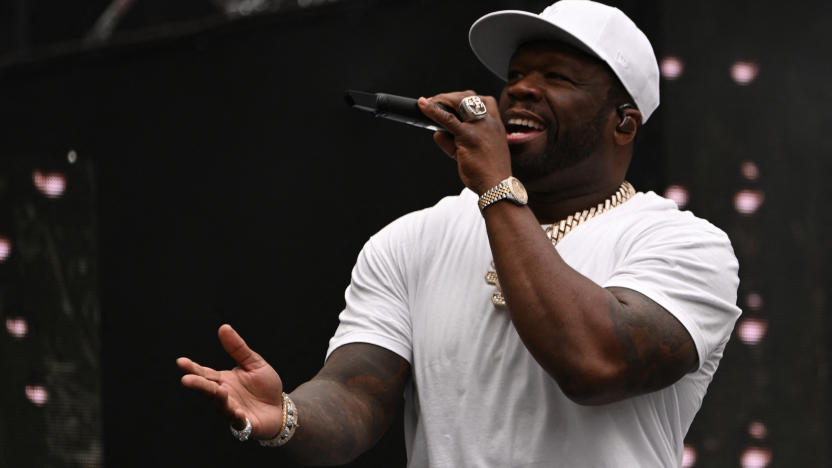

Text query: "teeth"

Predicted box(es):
[506, 118, 544, 131]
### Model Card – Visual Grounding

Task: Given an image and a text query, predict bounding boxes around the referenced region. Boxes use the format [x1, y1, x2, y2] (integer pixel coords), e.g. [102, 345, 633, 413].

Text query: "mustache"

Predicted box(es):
[503, 99, 537, 112]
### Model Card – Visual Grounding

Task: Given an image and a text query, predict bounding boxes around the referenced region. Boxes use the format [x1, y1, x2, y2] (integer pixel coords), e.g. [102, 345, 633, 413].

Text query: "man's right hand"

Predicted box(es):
[177, 324, 285, 440]
[179, 325, 410, 464]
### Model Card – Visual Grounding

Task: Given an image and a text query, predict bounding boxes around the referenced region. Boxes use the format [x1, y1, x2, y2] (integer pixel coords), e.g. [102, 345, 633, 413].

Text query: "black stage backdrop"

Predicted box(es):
[0, 2, 658, 466]
[0, 0, 829, 467]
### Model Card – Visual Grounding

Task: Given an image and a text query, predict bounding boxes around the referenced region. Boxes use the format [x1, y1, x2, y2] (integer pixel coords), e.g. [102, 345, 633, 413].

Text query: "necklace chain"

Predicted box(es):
[486, 181, 636, 307]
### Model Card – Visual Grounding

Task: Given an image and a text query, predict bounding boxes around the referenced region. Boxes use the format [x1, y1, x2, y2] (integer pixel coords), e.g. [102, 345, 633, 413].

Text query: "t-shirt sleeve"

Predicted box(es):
[326, 219, 414, 364]
[602, 218, 742, 371]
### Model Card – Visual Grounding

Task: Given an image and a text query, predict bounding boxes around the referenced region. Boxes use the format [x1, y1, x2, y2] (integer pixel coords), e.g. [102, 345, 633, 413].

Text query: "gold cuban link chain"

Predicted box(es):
[486, 181, 636, 307]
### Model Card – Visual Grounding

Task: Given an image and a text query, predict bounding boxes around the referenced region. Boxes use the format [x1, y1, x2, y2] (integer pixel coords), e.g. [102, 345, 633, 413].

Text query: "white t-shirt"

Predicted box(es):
[327, 189, 741, 468]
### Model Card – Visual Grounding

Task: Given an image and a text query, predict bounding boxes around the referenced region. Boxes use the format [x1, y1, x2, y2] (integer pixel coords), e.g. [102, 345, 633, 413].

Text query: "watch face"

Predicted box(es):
[510, 177, 528, 204]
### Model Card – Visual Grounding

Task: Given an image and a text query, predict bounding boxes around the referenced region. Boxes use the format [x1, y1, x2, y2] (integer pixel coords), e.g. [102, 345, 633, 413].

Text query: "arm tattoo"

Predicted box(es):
[607, 287, 698, 395]
[283, 343, 410, 465]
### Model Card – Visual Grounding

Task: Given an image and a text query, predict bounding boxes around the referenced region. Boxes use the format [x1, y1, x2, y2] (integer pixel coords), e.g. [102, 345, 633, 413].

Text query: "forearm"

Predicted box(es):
[278, 343, 409, 465]
[282, 379, 393, 465]
[483, 202, 640, 400]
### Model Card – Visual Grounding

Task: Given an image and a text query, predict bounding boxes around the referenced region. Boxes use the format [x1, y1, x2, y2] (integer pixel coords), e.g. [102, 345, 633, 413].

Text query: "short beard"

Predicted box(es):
[511, 105, 608, 183]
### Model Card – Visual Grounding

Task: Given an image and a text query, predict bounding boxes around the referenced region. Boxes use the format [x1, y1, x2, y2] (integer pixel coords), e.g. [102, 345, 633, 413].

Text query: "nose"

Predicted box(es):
[506, 72, 544, 102]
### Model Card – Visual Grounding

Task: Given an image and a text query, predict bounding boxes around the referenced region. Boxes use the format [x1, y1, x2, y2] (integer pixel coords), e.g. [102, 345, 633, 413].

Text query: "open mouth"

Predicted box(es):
[505, 117, 546, 143]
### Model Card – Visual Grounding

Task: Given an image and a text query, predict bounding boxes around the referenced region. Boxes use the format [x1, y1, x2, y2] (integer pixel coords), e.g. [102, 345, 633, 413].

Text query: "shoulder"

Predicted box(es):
[601, 192, 741, 369]
[368, 188, 480, 246]
[398, 188, 479, 225]
[613, 191, 735, 254]
[599, 191, 740, 307]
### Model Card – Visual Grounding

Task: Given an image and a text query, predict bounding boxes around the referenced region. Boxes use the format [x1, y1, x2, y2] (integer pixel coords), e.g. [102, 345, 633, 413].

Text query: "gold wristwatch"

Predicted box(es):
[478, 176, 528, 212]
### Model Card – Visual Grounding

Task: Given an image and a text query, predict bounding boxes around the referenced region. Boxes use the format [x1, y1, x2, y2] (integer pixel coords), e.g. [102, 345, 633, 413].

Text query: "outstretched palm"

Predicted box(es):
[177, 324, 285, 439]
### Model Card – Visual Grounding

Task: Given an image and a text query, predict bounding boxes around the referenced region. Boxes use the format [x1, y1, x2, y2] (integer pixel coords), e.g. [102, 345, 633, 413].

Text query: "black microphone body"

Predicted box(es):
[345, 90, 458, 131]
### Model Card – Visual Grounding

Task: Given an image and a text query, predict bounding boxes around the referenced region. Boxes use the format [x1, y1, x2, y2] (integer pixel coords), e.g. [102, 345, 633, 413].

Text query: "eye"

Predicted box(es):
[507, 70, 525, 82]
[545, 72, 573, 83]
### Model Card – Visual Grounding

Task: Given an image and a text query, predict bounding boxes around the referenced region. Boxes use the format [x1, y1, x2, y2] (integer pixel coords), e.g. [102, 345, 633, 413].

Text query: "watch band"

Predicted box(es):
[478, 177, 528, 212]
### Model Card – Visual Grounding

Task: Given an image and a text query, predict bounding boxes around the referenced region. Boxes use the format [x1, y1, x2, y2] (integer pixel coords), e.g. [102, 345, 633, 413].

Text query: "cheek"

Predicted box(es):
[549, 97, 600, 130]
[497, 91, 511, 113]
[545, 86, 602, 112]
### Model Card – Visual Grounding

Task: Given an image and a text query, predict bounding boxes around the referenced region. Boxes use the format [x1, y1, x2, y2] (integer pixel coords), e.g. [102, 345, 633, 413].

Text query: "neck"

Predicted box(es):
[526, 179, 626, 224]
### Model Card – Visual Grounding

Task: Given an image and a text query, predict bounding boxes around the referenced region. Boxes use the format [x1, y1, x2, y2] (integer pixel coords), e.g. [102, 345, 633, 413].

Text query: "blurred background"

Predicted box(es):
[0, 0, 829, 466]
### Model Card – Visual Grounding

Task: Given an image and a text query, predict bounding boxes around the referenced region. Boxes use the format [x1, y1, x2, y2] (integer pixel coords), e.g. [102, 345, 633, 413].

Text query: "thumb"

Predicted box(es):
[217, 324, 267, 371]
[433, 131, 458, 159]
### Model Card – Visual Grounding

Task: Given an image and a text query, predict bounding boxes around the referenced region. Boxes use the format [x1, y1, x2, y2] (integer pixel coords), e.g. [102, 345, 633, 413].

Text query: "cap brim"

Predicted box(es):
[469, 10, 599, 81]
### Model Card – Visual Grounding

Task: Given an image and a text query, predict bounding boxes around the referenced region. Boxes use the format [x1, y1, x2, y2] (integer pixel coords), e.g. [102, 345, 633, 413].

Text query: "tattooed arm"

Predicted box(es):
[482, 202, 698, 406]
[178, 325, 409, 465]
[285, 343, 410, 465]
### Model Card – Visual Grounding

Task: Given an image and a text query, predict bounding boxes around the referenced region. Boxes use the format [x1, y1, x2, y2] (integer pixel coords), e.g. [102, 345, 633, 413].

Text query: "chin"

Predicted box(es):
[511, 149, 592, 186]
[511, 157, 550, 184]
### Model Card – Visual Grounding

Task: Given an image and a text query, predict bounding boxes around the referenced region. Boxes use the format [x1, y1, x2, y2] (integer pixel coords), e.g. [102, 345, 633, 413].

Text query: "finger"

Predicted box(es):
[214, 386, 245, 424]
[216, 387, 254, 430]
[176, 356, 191, 371]
[229, 408, 248, 430]
[182, 375, 231, 409]
[480, 95, 502, 119]
[418, 97, 464, 134]
[217, 324, 266, 371]
[180, 366, 250, 429]
[423, 90, 480, 122]
[432, 131, 458, 159]
[428, 90, 477, 109]
[176, 357, 221, 382]
[181, 373, 223, 398]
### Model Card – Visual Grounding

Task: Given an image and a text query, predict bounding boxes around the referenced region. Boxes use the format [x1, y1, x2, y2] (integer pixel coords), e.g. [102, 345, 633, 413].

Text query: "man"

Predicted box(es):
[177, 1, 741, 466]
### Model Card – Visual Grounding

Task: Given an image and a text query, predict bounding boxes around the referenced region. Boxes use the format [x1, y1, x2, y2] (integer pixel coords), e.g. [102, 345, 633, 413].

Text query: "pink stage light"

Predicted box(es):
[664, 184, 690, 208]
[741, 447, 772, 468]
[660, 56, 685, 80]
[6, 317, 28, 338]
[731, 61, 760, 85]
[745, 292, 764, 311]
[734, 189, 765, 215]
[682, 444, 697, 467]
[25, 385, 49, 406]
[33, 170, 67, 198]
[741, 161, 760, 181]
[0, 235, 10, 262]
[737, 318, 768, 345]
[749, 421, 768, 440]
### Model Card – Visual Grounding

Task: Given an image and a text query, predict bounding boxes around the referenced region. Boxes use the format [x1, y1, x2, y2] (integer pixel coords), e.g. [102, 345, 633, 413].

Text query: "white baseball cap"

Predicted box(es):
[469, 0, 660, 122]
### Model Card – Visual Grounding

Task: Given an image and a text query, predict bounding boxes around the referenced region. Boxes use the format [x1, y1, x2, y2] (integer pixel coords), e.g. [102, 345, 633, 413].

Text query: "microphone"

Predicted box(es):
[344, 90, 458, 132]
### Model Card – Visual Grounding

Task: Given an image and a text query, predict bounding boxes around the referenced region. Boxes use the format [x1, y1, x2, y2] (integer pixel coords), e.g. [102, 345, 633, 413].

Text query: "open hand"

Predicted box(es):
[177, 324, 285, 439]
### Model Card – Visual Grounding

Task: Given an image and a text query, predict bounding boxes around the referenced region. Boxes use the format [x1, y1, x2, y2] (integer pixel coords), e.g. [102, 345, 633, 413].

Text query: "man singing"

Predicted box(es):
[177, 1, 741, 466]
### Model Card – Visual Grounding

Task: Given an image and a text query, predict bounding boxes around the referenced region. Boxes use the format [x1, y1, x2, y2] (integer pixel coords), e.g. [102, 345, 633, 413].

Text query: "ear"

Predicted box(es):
[613, 104, 642, 145]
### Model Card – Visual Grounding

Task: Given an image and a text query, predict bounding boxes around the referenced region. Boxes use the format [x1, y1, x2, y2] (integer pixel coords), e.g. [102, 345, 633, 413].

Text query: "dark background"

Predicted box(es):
[0, 0, 829, 466]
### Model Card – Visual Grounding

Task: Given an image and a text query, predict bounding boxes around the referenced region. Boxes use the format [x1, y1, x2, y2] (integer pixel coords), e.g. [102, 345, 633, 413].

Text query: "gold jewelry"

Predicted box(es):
[258, 392, 300, 447]
[486, 181, 636, 307]
[478, 176, 528, 212]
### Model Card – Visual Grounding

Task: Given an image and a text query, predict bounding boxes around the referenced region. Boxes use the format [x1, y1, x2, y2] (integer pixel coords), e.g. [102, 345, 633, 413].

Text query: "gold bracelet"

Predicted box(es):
[258, 393, 300, 447]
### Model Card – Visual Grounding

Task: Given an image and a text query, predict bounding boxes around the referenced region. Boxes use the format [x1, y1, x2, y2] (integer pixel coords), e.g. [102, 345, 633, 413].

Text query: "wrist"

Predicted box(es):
[473, 176, 509, 196]
[477, 176, 528, 213]
[258, 392, 300, 447]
